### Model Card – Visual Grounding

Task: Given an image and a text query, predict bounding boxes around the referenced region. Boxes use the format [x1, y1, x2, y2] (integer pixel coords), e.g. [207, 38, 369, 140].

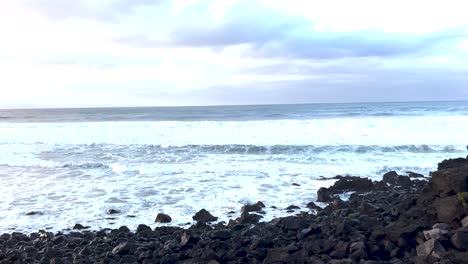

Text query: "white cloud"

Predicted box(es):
[0, 0, 467, 108]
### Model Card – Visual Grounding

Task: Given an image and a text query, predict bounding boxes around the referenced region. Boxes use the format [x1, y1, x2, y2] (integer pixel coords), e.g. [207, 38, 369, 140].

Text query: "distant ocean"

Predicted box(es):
[1, 101, 467, 233]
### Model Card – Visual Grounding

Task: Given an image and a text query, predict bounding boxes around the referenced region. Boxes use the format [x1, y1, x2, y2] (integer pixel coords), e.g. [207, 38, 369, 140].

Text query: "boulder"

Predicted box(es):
[192, 209, 218, 223]
[431, 161, 468, 195]
[107, 209, 121, 214]
[241, 201, 265, 213]
[383, 171, 399, 185]
[451, 230, 468, 250]
[155, 213, 172, 223]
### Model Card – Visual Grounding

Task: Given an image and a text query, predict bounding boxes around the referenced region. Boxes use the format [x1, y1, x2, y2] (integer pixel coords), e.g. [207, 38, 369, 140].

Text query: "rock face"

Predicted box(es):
[431, 159, 468, 196]
[192, 209, 218, 223]
[155, 213, 172, 223]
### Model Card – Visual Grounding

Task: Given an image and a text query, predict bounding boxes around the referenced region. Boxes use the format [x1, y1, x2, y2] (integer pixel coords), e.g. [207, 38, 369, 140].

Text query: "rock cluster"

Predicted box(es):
[1, 158, 468, 263]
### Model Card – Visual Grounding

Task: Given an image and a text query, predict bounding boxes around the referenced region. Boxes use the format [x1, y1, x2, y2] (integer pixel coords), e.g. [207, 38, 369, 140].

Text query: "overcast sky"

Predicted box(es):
[1, 0, 468, 108]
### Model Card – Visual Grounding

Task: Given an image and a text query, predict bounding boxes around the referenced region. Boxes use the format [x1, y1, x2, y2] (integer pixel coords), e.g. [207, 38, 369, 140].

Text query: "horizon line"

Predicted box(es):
[1, 99, 468, 111]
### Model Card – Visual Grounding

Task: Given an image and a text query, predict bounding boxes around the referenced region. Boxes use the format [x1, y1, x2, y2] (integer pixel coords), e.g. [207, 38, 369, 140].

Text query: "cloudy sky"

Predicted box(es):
[1, 0, 468, 108]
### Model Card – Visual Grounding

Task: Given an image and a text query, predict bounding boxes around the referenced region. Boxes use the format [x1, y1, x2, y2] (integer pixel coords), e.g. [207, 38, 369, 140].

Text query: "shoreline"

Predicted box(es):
[1, 158, 468, 263]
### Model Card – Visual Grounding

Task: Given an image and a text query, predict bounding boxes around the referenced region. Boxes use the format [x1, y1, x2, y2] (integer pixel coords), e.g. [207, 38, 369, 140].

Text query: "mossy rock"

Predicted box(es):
[456, 192, 468, 208]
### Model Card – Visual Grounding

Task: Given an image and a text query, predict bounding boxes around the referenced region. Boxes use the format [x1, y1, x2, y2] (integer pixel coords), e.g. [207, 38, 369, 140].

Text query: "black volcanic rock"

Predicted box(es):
[241, 201, 265, 213]
[3, 157, 468, 263]
[317, 176, 374, 202]
[155, 213, 172, 223]
[192, 209, 218, 223]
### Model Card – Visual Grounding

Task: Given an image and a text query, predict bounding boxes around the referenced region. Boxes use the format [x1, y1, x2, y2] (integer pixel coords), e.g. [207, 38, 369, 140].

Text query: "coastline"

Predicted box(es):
[1, 158, 468, 264]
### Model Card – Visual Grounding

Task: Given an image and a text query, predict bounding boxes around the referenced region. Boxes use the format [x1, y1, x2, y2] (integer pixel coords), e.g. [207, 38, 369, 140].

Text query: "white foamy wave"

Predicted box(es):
[0, 115, 467, 233]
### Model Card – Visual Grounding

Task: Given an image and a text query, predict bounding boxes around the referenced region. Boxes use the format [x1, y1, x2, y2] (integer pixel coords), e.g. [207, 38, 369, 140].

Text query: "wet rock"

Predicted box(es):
[317, 176, 374, 202]
[285, 205, 300, 210]
[407, 172, 425, 178]
[107, 209, 121, 214]
[306, 201, 322, 211]
[25, 211, 44, 216]
[240, 201, 265, 213]
[193, 209, 218, 223]
[155, 213, 172, 223]
[317, 187, 333, 202]
[451, 230, 468, 250]
[383, 171, 399, 185]
[238, 212, 263, 224]
[73, 224, 85, 230]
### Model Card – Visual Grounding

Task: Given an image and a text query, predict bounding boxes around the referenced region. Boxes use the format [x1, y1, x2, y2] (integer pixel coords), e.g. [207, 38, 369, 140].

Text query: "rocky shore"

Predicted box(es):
[1, 158, 468, 264]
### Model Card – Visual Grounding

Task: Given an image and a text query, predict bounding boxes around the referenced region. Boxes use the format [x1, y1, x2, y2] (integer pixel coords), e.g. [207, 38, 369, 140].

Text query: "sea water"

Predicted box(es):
[0, 101, 467, 233]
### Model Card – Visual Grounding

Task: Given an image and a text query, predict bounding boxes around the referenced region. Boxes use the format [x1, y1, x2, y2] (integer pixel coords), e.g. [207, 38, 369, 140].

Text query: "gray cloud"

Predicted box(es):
[189, 70, 468, 105]
[158, 4, 467, 59]
[21, 0, 161, 21]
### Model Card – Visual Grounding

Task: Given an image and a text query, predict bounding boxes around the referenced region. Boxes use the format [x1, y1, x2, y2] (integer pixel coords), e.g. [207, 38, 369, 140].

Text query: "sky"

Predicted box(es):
[1, 0, 468, 108]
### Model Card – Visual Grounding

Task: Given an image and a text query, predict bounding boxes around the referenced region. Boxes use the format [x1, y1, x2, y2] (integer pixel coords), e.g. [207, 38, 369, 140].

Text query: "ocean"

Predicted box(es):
[0, 101, 467, 233]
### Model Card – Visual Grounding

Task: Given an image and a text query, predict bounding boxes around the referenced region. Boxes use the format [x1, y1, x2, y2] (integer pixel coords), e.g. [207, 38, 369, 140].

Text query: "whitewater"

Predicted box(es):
[0, 101, 467, 233]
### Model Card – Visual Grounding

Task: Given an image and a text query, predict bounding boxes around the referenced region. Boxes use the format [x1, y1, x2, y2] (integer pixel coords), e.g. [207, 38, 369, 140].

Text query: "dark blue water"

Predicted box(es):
[1, 101, 468, 123]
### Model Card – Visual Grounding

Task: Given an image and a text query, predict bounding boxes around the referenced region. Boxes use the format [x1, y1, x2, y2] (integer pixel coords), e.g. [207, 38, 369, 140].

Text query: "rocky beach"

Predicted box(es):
[1, 157, 467, 264]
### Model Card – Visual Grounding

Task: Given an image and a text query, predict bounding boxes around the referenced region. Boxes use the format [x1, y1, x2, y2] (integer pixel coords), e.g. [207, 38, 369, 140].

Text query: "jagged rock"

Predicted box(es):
[437, 158, 468, 170]
[423, 228, 447, 240]
[306, 201, 322, 211]
[431, 160, 468, 195]
[73, 224, 85, 230]
[416, 239, 446, 258]
[383, 171, 399, 185]
[451, 230, 468, 250]
[317, 176, 374, 202]
[241, 201, 265, 213]
[155, 213, 172, 223]
[238, 212, 262, 224]
[192, 209, 218, 223]
[407, 172, 425, 178]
